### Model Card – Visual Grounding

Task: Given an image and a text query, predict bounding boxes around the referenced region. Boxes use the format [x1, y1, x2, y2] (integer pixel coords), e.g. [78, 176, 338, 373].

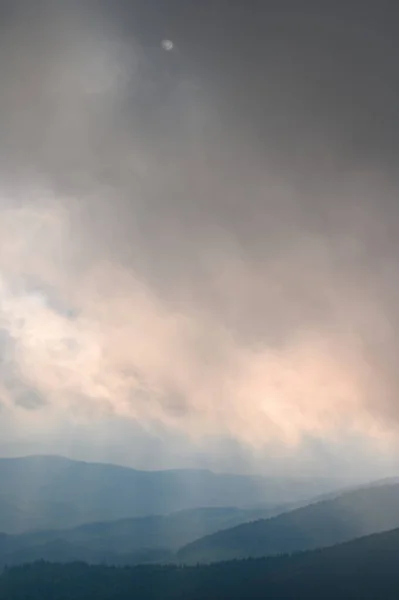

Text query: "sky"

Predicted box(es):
[0, 0, 399, 478]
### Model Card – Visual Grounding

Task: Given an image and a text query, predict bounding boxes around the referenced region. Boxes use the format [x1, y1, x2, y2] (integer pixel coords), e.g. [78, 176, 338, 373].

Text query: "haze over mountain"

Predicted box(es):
[0, 506, 292, 567]
[0, 456, 338, 534]
[177, 480, 399, 563]
[0, 457, 396, 569]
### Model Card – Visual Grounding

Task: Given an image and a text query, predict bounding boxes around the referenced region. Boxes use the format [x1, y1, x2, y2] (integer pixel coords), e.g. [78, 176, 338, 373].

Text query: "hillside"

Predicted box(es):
[0, 479, 395, 568]
[177, 481, 399, 562]
[0, 505, 290, 566]
[0, 456, 335, 533]
[3, 527, 399, 599]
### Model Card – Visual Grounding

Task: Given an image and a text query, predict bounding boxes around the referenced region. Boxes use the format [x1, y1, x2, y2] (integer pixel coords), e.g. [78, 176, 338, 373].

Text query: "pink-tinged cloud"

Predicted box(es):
[0, 0, 398, 458]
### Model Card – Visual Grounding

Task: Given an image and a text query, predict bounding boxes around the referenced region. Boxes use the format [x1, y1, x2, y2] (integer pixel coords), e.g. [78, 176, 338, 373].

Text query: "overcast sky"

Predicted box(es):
[0, 0, 399, 478]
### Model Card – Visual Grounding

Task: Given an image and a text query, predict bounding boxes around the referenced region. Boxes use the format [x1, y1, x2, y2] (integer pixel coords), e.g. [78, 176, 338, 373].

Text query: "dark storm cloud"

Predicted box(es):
[0, 0, 399, 451]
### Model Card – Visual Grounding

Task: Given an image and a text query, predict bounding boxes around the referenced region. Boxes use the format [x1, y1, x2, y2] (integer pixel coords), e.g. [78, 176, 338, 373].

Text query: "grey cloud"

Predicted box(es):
[0, 0, 399, 465]
[0, 329, 46, 410]
[13, 390, 46, 411]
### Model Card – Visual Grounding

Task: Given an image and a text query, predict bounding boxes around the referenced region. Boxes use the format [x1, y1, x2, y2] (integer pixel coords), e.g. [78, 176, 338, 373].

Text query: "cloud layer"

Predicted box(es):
[0, 1, 399, 461]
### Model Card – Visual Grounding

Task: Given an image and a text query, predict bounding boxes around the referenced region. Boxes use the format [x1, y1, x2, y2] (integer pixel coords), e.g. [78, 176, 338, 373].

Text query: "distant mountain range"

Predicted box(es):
[3, 455, 399, 571]
[177, 480, 399, 563]
[0, 455, 339, 533]
[0, 506, 288, 567]
[0, 456, 396, 569]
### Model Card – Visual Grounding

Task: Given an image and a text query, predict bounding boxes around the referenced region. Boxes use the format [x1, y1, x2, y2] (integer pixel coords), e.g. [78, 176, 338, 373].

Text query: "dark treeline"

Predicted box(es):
[2, 527, 399, 599]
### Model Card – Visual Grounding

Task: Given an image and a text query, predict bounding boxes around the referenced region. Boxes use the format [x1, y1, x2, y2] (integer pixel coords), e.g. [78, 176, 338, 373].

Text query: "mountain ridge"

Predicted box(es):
[0, 455, 338, 534]
[3, 526, 399, 598]
[177, 480, 399, 563]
